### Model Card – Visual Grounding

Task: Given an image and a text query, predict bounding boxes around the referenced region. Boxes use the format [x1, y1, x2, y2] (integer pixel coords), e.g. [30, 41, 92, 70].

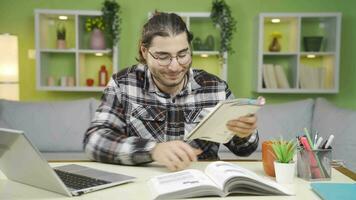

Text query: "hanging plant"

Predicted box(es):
[101, 0, 121, 46]
[210, 0, 237, 55]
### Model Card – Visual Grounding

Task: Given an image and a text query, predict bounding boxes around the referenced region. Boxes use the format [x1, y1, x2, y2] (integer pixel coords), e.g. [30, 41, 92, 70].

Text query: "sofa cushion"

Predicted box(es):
[312, 98, 356, 172]
[256, 98, 314, 151]
[90, 98, 101, 117]
[0, 98, 93, 152]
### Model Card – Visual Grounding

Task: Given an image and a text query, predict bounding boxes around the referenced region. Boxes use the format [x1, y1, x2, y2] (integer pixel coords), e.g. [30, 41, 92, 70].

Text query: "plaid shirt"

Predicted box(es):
[83, 64, 258, 165]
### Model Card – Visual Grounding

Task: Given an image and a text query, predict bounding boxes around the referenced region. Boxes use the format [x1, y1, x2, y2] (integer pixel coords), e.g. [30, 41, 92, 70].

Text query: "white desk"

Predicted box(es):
[0, 161, 354, 200]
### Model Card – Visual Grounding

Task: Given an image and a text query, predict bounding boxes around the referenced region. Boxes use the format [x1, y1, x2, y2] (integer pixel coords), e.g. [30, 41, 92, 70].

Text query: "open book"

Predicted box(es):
[184, 98, 265, 143]
[148, 161, 294, 200]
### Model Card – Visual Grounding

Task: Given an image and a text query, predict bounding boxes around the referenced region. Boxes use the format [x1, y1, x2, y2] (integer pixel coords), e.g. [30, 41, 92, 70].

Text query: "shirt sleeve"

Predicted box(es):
[83, 79, 156, 165]
[224, 130, 259, 157]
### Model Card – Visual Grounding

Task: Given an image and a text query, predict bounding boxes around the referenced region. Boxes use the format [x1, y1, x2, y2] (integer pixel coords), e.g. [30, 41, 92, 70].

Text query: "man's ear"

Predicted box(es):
[140, 46, 148, 60]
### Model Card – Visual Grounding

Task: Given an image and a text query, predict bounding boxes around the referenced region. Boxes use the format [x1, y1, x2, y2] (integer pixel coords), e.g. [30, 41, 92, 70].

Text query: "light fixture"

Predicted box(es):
[58, 16, 68, 20]
[271, 18, 281, 23]
[0, 34, 19, 100]
[307, 54, 316, 58]
[95, 53, 104, 56]
[200, 54, 209, 58]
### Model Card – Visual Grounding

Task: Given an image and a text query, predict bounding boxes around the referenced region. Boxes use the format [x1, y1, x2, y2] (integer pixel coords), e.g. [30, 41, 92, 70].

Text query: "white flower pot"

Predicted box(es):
[274, 161, 295, 184]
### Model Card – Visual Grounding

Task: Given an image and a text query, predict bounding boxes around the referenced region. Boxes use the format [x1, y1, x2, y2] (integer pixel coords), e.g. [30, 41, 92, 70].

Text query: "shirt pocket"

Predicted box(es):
[128, 104, 166, 140]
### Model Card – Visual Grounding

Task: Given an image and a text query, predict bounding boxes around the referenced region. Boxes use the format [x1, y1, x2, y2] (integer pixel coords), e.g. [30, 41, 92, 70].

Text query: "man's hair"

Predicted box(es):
[137, 11, 193, 64]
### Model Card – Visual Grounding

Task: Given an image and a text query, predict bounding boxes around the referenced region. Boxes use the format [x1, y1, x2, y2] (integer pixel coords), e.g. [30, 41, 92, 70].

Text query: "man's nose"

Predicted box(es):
[167, 58, 181, 72]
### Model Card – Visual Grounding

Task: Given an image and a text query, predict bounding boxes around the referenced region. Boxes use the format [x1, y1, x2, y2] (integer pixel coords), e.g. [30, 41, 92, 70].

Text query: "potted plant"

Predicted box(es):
[85, 16, 106, 49]
[210, 0, 237, 56]
[271, 138, 297, 184]
[101, 0, 121, 47]
[56, 22, 66, 49]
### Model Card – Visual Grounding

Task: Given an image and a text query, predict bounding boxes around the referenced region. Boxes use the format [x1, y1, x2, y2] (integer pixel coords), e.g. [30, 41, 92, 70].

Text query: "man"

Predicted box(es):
[84, 12, 258, 171]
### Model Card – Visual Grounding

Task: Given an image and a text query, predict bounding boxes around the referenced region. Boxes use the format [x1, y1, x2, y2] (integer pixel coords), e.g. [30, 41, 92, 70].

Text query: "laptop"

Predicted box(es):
[0, 128, 136, 196]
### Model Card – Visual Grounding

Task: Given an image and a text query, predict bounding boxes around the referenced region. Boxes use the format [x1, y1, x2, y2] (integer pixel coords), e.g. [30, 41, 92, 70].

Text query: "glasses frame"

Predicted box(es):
[148, 50, 192, 67]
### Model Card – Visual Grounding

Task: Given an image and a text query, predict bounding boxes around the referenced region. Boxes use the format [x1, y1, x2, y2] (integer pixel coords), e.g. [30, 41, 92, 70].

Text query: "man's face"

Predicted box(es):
[141, 32, 191, 90]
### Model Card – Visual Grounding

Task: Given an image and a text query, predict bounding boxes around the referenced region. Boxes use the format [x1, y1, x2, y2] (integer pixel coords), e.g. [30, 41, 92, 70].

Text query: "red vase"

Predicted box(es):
[90, 28, 106, 50]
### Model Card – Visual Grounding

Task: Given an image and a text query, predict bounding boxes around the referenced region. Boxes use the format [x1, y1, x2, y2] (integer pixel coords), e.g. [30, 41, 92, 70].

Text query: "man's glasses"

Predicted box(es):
[148, 50, 191, 67]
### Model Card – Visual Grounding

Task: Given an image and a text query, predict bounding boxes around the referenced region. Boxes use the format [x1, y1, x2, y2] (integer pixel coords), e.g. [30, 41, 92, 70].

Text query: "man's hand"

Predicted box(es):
[150, 141, 202, 171]
[226, 114, 257, 138]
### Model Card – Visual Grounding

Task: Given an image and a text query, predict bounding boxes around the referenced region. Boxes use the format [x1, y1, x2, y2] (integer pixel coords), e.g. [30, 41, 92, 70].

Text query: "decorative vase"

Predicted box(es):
[274, 161, 296, 184]
[262, 141, 276, 177]
[90, 28, 106, 50]
[57, 39, 66, 49]
[303, 36, 323, 52]
[86, 78, 94, 87]
[269, 37, 281, 52]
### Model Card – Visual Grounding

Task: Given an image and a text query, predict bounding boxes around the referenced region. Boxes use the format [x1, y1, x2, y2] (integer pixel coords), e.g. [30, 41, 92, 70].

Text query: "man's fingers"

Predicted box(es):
[166, 151, 186, 171]
[227, 120, 257, 129]
[178, 142, 198, 162]
[172, 145, 191, 166]
[193, 148, 203, 156]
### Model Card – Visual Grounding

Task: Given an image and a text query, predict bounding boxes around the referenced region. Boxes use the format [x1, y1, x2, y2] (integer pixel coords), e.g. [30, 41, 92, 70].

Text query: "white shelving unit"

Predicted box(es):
[148, 12, 228, 81]
[35, 9, 119, 92]
[255, 13, 341, 93]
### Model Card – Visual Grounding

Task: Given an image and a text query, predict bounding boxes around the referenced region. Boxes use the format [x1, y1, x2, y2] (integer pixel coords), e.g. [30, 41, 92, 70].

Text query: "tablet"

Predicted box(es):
[184, 97, 265, 143]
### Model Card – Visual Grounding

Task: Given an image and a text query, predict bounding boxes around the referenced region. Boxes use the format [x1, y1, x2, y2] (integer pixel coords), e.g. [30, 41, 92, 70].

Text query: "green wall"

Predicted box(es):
[0, 0, 355, 109]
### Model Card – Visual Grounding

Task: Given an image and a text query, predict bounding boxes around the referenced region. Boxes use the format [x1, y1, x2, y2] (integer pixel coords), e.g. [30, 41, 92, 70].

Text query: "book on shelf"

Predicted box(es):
[148, 161, 294, 200]
[300, 65, 326, 89]
[274, 64, 290, 89]
[263, 64, 290, 89]
[263, 64, 278, 89]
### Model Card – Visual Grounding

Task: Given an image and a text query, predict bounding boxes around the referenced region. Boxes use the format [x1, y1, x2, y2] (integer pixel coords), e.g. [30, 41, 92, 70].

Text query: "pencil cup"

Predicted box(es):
[297, 148, 332, 181]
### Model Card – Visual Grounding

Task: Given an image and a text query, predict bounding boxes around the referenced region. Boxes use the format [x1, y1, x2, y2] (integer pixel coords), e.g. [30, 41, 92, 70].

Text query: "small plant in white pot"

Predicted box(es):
[271, 138, 297, 184]
[56, 22, 66, 49]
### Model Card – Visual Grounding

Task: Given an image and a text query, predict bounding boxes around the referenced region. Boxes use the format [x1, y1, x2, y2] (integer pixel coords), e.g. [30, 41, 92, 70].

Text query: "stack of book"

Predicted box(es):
[299, 65, 327, 89]
[262, 64, 290, 89]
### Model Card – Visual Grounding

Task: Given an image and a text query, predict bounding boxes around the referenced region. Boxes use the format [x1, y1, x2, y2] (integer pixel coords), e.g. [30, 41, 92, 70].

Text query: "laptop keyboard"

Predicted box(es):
[54, 169, 111, 190]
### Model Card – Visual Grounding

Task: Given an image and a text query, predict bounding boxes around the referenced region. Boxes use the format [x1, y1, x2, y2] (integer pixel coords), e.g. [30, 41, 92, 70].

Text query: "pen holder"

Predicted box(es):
[297, 148, 332, 181]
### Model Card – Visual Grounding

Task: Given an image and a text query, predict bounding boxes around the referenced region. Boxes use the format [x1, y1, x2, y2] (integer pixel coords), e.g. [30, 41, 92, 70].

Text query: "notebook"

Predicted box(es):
[311, 183, 356, 200]
[0, 128, 136, 196]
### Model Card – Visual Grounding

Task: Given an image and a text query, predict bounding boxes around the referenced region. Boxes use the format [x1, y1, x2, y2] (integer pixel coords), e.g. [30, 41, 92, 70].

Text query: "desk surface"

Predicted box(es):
[0, 161, 354, 200]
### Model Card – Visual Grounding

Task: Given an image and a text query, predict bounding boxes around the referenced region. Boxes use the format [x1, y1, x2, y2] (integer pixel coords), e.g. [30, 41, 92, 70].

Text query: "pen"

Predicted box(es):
[314, 136, 323, 150]
[313, 131, 318, 147]
[304, 128, 314, 149]
[324, 135, 334, 149]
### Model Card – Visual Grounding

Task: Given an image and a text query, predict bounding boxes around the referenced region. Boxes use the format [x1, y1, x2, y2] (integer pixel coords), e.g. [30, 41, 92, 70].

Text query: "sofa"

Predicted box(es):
[0, 98, 99, 161]
[219, 98, 356, 172]
[0, 97, 355, 172]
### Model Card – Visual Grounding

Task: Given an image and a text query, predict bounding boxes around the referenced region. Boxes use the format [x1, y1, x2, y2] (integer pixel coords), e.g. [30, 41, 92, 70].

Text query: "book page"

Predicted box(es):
[205, 161, 295, 196]
[148, 169, 222, 200]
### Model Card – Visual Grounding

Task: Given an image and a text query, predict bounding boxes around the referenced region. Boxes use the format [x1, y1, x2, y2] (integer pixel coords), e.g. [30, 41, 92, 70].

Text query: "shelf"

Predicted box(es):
[38, 86, 106, 92]
[193, 51, 220, 56]
[35, 9, 118, 91]
[263, 52, 298, 56]
[40, 49, 76, 53]
[256, 13, 341, 93]
[78, 49, 112, 54]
